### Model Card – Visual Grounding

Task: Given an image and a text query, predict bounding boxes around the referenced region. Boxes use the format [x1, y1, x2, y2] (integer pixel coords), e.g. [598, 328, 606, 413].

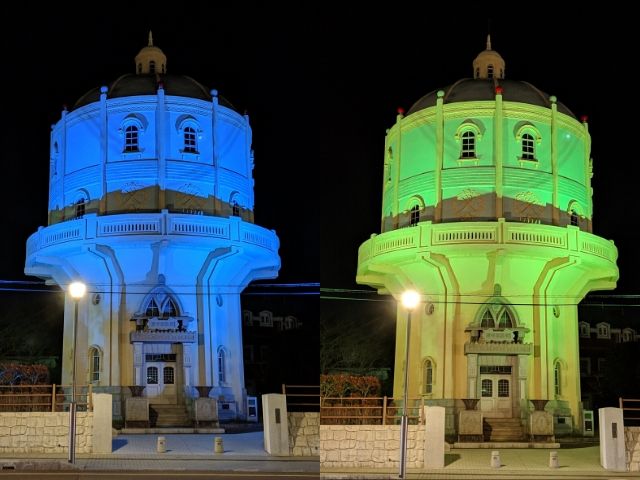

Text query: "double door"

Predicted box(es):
[480, 374, 512, 418]
[145, 362, 177, 404]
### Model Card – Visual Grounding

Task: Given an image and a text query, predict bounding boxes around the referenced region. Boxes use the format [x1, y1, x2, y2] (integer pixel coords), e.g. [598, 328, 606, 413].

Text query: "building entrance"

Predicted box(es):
[144, 354, 177, 404]
[480, 366, 513, 418]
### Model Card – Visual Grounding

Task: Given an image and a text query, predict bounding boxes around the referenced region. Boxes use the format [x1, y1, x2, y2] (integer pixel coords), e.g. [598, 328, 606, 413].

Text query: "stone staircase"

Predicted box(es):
[150, 404, 191, 427]
[483, 418, 525, 442]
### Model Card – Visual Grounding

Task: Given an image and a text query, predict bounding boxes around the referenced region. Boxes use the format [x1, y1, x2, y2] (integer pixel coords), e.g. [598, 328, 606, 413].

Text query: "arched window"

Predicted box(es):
[124, 125, 139, 152]
[498, 379, 509, 397]
[487, 64, 494, 79]
[163, 299, 177, 317]
[161, 64, 166, 74]
[481, 379, 492, 397]
[89, 346, 101, 383]
[521, 133, 536, 160]
[145, 299, 160, 317]
[570, 210, 579, 226]
[218, 347, 227, 384]
[410, 205, 420, 226]
[137, 63, 142, 74]
[480, 310, 493, 328]
[149, 60, 156, 74]
[461, 131, 476, 158]
[554, 361, 562, 397]
[75, 199, 86, 218]
[498, 311, 513, 328]
[232, 201, 240, 217]
[184, 127, 198, 153]
[147, 366, 158, 384]
[163, 366, 174, 385]
[475, 68, 480, 78]
[423, 359, 434, 394]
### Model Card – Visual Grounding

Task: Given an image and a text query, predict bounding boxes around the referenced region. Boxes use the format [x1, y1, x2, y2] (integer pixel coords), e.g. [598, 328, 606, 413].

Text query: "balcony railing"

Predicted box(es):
[358, 220, 617, 265]
[26, 212, 279, 258]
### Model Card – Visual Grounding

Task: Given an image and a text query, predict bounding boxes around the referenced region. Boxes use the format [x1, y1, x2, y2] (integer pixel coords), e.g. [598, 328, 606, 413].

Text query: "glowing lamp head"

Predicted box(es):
[495, 86, 503, 95]
[401, 290, 420, 310]
[580, 115, 589, 123]
[69, 282, 87, 299]
[397, 107, 405, 115]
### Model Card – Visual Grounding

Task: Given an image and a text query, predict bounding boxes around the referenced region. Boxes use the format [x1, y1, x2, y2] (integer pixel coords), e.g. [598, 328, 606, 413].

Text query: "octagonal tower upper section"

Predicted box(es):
[48, 34, 256, 225]
[382, 36, 593, 233]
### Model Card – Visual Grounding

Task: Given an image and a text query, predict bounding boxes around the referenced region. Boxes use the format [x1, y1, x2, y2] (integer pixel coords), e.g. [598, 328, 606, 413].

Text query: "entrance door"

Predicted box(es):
[480, 374, 512, 418]
[145, 362, 177, 404]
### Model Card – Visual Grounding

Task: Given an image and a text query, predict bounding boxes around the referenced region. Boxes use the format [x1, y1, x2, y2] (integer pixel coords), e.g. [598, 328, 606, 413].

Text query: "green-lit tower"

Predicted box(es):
[356, 37, 618, 436]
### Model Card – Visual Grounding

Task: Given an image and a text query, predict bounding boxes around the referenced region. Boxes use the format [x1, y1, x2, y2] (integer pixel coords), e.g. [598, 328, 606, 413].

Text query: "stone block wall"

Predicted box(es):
[0, 412, 93, 453]
[625, 426, 640, 472]
[288, 412, 319, 456]
[320, 425, 425, 468]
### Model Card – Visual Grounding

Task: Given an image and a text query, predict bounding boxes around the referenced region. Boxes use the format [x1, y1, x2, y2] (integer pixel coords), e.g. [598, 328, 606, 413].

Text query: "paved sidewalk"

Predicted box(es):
[0, 432, 319, 473]
[321, 446, 635, 479]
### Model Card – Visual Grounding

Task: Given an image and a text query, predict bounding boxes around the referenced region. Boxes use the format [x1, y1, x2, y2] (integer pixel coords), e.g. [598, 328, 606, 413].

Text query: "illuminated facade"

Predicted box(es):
[357, 37, 618, 434]
[24, 35, 280, 420]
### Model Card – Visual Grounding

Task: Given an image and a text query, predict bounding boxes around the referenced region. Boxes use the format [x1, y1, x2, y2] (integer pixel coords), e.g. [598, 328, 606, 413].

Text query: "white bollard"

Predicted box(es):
[491, 450, 501, 468]
[549, 451, 559, 468]
[214, 436, 224, 454]
[157, 436, 166, 453]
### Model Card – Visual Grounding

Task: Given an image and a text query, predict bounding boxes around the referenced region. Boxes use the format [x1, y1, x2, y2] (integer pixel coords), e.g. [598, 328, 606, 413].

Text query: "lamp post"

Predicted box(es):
[68, 281, 86, 464]
[399, 290, 420, 480]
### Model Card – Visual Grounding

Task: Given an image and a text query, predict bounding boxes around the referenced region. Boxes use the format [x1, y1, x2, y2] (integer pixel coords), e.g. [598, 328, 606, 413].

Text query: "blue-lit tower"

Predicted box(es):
[25, 34, 280, 420]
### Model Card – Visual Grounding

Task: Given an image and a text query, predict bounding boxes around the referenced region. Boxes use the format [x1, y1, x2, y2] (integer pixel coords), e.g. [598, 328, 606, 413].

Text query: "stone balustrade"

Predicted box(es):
[26, 211, 279, 258]
[359, 220, 617, 265]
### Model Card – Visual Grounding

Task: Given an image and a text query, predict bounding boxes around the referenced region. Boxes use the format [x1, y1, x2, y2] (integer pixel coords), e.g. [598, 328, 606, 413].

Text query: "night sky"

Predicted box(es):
[0, 8, 638, 356]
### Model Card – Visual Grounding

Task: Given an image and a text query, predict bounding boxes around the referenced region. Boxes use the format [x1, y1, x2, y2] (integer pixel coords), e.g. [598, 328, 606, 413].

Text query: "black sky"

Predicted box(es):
[0, 4, 321, 286]
[0, 7, 637, 295]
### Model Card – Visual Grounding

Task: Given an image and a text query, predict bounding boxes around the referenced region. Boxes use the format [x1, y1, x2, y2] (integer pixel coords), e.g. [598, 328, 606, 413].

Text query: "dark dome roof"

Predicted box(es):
[407, 78, 575, 118]
[73, 74, 235, 110]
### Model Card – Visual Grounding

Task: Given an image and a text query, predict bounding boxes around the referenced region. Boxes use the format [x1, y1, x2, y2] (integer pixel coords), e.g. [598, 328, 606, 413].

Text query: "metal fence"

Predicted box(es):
[0, 384, 93, 412]
[282, 384, 319, 412]
[320, 396, 425, 425]
[620, 397, 640, 426]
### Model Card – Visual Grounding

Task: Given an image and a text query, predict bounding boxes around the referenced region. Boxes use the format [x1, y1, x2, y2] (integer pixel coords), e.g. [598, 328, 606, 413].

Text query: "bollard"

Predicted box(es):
[214, 436, 224, 454]
[157, 436, 166, 453]
[549, 451, 559, 468]
[490, 450, 500, 468]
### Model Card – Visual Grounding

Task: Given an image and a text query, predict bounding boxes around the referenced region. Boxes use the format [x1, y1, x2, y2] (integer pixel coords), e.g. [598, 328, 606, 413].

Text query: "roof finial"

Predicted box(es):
[148, 31, 153, 47]
[486, 34, 492, 51]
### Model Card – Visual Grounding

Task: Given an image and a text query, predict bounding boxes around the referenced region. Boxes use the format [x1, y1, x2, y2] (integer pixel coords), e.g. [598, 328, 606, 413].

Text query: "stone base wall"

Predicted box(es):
[0, 412, 93, 453]
[625, 426, 640, 472]
[320, 425, 425, 468]
[289, 412, 319, 456]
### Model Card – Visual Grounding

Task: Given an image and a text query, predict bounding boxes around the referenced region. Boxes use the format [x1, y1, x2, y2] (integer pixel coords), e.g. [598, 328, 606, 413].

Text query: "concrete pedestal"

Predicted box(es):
[194, 398, 219, 427]
[125, 397, 149, 428]
[530, 411, 554, 442]
[458, 410, 483, 442]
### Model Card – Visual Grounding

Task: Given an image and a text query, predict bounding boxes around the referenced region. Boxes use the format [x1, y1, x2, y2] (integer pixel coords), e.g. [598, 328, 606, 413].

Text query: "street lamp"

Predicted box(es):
[399, 290, 420, 480]
[68, 281, 86, 464]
